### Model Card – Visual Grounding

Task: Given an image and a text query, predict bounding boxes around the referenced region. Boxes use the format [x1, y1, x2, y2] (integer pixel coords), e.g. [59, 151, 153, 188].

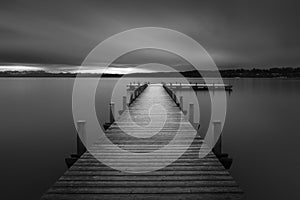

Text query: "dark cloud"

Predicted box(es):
[0, 0, 299, 68]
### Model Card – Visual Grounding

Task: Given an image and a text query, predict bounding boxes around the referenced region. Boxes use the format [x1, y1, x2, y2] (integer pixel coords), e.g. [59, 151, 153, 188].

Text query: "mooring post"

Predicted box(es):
[129, 94, 133, 105]
[180, 96, 183, 110]
[119, 96, 127, 115]
[109, 102, 115, 123]
[123, 96, 127, 110]
[189, 103, 194, 124]
[172, 91, 176, 101]
[76, 120, 86, 157]
[212, 120, 222, 157]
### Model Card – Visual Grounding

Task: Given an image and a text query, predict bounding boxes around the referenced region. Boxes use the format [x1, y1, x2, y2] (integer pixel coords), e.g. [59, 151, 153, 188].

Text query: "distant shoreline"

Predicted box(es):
[0, 67, 299, 78]
[1, 76, 299, 80]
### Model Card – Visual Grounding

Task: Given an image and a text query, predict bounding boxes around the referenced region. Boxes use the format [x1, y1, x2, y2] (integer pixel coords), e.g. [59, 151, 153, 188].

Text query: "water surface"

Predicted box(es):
[0, 78, 299, 200]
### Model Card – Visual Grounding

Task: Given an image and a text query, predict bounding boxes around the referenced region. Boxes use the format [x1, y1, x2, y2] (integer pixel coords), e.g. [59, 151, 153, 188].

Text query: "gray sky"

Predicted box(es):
[0, 0, 299, 71]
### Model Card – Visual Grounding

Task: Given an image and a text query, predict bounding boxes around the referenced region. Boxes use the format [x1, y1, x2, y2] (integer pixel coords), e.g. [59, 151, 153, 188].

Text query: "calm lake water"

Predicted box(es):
[0, 78, 299, 200]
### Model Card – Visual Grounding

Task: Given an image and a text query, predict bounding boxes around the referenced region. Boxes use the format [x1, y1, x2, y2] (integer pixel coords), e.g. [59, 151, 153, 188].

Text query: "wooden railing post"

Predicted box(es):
[180, 96, 183, 110]
[109, 102, 115, 123]
[76, 120, 86, 157]
[172, 91, 175, 101]
[119, 96, 127, 115]
[212, 120, 222, 157]
[130, 94, 133, 105]
[189, 103, 194, 124]
[123, 96, 127, 110]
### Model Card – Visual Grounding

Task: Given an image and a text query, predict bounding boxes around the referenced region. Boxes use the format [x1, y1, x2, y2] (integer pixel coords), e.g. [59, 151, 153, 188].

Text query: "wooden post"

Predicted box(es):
[123, 96, 127, 110]
[109, 102, 115, 123]
[173, 93, 177, 104]
[212, 121, 222, 157]
[180, 96, 183, 110]
[129, 94, 133, 104]
[76, 120, 86, 157]
[189, 103, 194, 123]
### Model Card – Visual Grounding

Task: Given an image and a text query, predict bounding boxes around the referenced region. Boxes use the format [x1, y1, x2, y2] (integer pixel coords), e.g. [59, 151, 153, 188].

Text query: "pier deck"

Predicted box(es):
[41, 84, 242, 200]
[127, 83, 233, 91]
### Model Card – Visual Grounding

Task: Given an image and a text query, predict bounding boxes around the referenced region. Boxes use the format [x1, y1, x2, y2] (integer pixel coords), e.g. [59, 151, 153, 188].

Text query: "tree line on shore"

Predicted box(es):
[0, 67, 299, 78]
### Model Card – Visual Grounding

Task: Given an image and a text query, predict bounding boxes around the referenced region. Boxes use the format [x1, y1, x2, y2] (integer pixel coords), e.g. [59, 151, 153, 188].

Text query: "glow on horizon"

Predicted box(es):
[0, 65, 172, 74]
[72, 67, 155, 74]
[0, 66, 44, 72]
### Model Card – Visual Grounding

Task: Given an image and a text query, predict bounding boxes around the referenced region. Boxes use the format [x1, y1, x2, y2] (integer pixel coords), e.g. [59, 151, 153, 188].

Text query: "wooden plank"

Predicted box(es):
[63, 170, 231, 176]
[46, 187, 243, 194]
[59, 175, 233, 181]
[53, 180, 238, 187]
[42, 194, 243, 200]
[68, 166, 225, 171]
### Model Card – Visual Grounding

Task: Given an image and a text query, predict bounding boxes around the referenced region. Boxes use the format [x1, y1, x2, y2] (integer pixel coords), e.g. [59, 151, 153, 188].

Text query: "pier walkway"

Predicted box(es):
[41, 84, 242, 200]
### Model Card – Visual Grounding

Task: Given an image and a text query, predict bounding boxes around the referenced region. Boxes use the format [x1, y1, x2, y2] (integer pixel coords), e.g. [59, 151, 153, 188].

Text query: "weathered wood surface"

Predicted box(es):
[41, 84, 242, 200]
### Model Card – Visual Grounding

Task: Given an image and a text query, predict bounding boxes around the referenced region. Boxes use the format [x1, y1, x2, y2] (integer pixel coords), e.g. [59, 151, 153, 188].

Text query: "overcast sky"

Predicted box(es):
[0, 0, 299, 71]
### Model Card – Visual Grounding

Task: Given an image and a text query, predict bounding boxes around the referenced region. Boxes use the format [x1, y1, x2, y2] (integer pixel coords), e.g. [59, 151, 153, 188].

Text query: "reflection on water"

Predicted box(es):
[0, 78, 299, 200]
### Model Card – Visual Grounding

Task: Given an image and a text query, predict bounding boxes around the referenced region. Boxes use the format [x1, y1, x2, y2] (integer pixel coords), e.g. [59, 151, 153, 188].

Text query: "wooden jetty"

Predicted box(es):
[41, 84, 242, 200]
[128, 82, 233, 91]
